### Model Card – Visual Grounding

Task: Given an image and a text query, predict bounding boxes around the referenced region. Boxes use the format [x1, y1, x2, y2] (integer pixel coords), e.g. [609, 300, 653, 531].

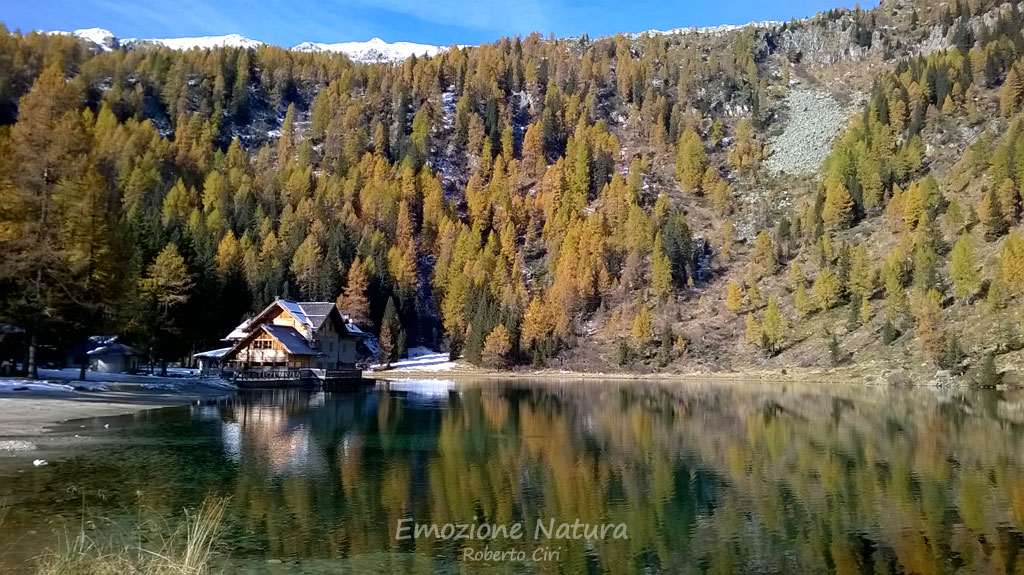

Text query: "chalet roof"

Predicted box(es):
[261, 325, 318, 355]
[225, 319, 251, 341]
[279, 301, 335, 331]
[343, 322, 367, 337]
[194, 347, 232, 359]
[88, 342, 138, 356]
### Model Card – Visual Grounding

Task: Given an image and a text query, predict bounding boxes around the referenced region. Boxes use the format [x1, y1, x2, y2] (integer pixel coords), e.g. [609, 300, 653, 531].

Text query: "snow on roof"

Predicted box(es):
[225, 318, 251, 341]
[87, 343, 138, 356]
[262, 325, 318, 355]
[194, 347, 233, 359]
[343, 322, 366, 336]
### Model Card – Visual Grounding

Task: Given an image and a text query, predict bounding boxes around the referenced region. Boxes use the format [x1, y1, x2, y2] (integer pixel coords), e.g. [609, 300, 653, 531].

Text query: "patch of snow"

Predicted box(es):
[0, 379, 78, 394]
[372, 347, 457, 372]
[0, 440, 37, 452]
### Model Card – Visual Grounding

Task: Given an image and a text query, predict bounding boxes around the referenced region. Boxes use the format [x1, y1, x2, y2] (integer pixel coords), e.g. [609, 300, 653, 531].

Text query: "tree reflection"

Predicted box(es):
[207, 382, 1024, 573]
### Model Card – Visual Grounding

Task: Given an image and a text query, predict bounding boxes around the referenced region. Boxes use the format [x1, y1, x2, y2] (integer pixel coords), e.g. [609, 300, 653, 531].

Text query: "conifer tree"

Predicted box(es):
[744, 313, 762, 347]
[754, 230, 776, 277]
[848, 245, 876, 298]
[913, 289, 946, 363]
[651, 235, 673, 301]
[822, 175, 854, 230]
[291, 234, 323, 300]
[794, 283, 813, 318]
[980, 188, 1008, 240]
[675, 128, 708, 193]
[725, 281, 744, 314]
[1001, 66, 1023, 117]
[761, 298, 786, 354]
[379, 297, 406, 366]
[138, 244, 194, 373]
[788, 261, 805, 290]
[482, 324, 512, 368]
[339, 257, 371, 327]
[1001, 232, 1024, 295]
[859, 296, 872, 325]
[997, 178, 1020, 222]
[813, 268, 841, 311]
[632, 304, 652, 346]
[746, 269, 764, 309]
[520, 298, 553, 352]
[950, 233, 980, 301]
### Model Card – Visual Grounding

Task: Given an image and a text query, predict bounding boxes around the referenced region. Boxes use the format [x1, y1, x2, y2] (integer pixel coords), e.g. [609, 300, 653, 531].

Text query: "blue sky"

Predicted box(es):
[2, 0, 877, 47]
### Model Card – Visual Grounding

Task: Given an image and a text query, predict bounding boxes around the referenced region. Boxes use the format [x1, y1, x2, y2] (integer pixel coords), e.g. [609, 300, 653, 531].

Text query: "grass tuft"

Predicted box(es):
[35, 495, 229, 575]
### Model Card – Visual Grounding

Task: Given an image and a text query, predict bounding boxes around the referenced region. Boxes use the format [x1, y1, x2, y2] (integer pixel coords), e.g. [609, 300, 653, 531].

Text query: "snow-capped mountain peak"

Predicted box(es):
[49, 28, 118, 51]
[291, 37, 448, 62]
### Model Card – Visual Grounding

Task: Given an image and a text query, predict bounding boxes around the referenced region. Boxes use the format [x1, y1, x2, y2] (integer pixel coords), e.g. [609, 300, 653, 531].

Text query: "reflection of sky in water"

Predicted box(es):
[222, 421, 241, 463]
[381, 379, 457, 405]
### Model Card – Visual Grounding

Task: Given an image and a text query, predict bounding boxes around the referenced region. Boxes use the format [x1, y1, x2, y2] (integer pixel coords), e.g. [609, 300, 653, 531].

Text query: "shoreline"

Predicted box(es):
[364, 364, 1008, 387]
[0, 379, 235, 458]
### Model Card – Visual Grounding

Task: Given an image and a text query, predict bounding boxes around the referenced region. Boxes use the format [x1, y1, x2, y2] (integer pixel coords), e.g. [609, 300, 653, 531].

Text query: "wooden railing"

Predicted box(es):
[233, 368, 362, 383]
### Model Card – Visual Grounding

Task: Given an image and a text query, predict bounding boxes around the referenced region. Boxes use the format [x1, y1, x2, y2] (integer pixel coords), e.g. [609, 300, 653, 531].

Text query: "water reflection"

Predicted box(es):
[1, 381, 1024, 574]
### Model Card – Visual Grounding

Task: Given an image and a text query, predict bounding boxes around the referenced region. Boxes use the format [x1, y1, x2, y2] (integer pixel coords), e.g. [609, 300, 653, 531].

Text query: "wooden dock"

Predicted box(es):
[233, 368, 364, 389]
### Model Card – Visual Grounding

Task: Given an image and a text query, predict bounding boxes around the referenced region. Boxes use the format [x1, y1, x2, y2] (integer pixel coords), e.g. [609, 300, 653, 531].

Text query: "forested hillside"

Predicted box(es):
[2, 0, 1024, 380]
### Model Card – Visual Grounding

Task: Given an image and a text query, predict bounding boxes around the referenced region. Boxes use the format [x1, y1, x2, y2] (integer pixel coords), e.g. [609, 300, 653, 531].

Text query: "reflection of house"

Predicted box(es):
[69, 336, 140, 373]
[221, 300, 366, 370]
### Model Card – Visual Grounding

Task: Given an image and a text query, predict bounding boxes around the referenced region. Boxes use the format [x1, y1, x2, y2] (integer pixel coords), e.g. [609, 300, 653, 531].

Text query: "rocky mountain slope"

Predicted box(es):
[4, 0, 1024, 384]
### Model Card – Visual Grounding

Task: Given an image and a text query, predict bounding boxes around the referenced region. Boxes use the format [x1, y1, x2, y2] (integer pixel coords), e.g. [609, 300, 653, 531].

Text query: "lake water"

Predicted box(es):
[1, 379, 1024, 574]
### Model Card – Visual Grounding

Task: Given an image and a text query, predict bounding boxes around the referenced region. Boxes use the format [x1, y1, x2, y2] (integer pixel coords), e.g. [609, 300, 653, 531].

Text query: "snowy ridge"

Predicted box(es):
[47, 28, 451, 63]
[640, 20, 783, 37]
[122, 34, 264, 50]
[49, 28, 118, 51]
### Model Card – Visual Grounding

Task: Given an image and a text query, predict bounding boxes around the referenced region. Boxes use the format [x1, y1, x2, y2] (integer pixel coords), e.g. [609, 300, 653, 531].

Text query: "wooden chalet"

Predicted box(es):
[219, 299, 368, 387]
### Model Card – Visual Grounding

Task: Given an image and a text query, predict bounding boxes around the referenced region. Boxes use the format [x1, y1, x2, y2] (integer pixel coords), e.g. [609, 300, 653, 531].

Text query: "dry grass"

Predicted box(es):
[35, 496, 229, 575]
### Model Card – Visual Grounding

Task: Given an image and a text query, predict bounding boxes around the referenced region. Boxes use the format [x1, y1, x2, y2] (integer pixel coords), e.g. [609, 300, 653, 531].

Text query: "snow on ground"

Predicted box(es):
[39, 367, 200, 382]
[371, 347, 458, 372]
[0, 367, 233, 395]
[0, 379, 106, 394]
